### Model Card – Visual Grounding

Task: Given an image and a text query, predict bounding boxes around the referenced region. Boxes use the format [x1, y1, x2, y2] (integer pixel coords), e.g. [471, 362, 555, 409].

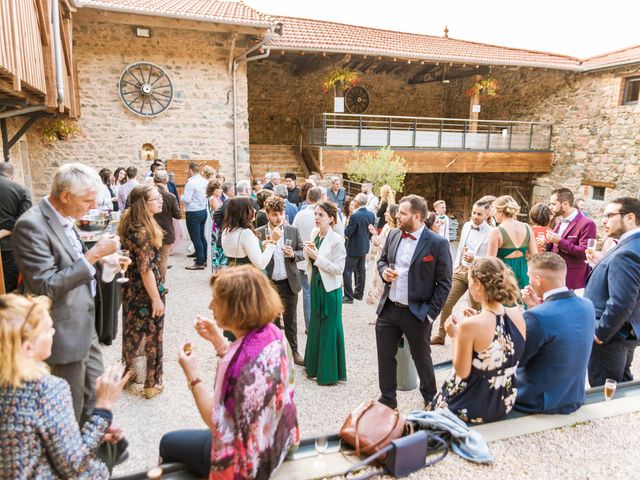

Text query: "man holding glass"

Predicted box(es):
[12, 163, 120, 422]
[585, 197, 640, 386]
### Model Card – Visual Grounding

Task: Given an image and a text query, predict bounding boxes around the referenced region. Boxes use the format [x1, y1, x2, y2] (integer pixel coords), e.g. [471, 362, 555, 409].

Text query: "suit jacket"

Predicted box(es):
[155, 187, 182, 245]
[547, 211, 596, 289]
[304, 227, 346, 292]
[256, 224, 304, 293]
[376, 228, 453, 322]
[584, 229, 640, 343]
[12, 200, 100, 364]
[344, 207, 376, 257]
[515, 290, 595, 414]
[0, 175, 32, 252]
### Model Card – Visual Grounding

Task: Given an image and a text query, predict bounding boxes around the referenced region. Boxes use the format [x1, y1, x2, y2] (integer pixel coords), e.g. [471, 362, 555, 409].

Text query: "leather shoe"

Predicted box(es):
[353, 295, 363, 301]
[342, 296, 353, 304]
[185, 263, 205, 270]
[292, 351, 304, 366]
[430, 336, 445, 345]
[187, 253, 196, 258]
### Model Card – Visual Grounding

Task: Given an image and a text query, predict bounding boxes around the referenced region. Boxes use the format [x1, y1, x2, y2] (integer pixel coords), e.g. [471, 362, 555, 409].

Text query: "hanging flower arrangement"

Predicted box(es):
[40, 117, 80, 143]
[465, 78, 499, 99]
[321, 68, 360, 93]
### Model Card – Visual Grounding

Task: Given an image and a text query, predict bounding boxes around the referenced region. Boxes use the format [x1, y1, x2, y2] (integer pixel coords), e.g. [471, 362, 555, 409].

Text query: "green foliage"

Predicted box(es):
[40, 117, 79, 144]
[321, 68, 360, 93]
[346, 147, 407, 193]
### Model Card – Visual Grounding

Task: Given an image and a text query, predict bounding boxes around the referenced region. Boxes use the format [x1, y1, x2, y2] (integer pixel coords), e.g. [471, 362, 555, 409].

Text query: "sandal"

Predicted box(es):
[143, 384, 164, 399]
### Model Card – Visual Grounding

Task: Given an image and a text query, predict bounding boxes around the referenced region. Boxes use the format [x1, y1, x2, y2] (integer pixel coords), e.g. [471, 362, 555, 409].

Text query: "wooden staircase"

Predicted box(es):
[249, 144, 309, 182]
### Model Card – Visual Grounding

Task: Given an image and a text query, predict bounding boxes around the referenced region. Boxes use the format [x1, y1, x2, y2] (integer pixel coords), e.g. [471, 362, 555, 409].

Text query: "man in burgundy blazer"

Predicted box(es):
[545, 188, 597, 289]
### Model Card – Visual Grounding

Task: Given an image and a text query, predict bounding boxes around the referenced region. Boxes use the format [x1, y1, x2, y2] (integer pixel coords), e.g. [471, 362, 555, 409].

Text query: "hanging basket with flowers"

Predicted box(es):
[40, 117, 80, 144]
[321, 68, 360, 94]
[465, 78, 499, 99]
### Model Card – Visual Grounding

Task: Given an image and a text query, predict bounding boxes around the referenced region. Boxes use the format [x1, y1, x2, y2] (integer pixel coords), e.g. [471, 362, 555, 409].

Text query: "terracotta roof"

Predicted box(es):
[73, 0, 275, 28]
[267, 16, 581, 70]
[582, 44, 640, 71]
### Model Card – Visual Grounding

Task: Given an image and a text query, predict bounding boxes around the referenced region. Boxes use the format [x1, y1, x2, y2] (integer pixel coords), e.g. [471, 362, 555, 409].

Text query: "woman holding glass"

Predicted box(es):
[118, 184, 166, 399]
[159, 266, 299, 478]
[303, 201, 347, 385]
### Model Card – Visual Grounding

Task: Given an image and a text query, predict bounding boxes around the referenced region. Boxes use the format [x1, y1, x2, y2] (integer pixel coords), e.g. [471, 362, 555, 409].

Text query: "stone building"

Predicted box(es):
[1, 2, 639, 228]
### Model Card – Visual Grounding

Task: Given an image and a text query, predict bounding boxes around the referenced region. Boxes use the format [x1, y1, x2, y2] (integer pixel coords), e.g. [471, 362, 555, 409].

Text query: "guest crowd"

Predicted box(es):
[0, 159, 638, 479]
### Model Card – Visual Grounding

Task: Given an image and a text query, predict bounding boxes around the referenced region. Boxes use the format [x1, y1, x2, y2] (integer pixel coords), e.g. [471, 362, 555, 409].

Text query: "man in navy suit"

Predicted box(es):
[343, 193, 376, 303]
[376, 195, 452, 408]
[516, 253, 595, 414]
[585, 197, 640, 386]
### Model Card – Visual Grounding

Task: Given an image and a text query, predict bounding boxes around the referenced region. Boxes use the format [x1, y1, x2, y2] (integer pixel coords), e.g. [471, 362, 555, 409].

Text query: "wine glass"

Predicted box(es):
[604, 378, 617, 402]
[314, 435, 329, 470]
[585, 238, 598, 266]
[116, 250, 130, 284]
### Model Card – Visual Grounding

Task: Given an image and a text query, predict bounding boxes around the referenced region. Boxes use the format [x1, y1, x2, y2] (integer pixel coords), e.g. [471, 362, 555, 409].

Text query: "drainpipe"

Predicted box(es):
[231, 22, 282, 184]
[52, 0, 65, 108]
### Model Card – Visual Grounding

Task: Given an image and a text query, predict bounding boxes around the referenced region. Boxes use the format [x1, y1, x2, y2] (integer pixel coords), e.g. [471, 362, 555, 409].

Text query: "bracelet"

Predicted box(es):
[189, 377, 202, 390]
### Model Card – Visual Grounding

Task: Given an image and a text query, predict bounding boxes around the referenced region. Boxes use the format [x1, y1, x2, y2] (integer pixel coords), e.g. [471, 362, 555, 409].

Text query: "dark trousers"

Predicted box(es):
[159, 429, 211, 478]
[273, 279, 299, 353]
[376, 301, 436, 408]
[1, 249, 19, 292]
[343, 255, 366, 300]
[588, 337, 639, 386]
[185, 209, 207, 266]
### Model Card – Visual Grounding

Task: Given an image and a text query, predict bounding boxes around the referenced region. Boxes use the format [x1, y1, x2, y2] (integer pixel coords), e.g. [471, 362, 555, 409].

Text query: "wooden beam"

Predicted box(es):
[321, 149, 553, 174]
[409, 65, 490, 85]
[9, 0, 23, 91]
[35, 0, 50, 46]
[40, 0, 57, 108]
[581, 179, 616, 189]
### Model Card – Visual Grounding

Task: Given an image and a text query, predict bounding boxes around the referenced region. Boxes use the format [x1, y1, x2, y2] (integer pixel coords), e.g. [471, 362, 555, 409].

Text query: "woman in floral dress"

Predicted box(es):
[206, 180, 227, 272]
[429, 257, 526, 423]
[159, 266, 299, 479]
[119, 184, 166, 399]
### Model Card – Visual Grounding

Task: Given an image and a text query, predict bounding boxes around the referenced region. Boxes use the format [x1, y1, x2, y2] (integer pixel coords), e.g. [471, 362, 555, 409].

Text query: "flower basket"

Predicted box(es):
[40, 118, 79, 144]
[322, 68, 360, 94]
[465, 78, 499, 99]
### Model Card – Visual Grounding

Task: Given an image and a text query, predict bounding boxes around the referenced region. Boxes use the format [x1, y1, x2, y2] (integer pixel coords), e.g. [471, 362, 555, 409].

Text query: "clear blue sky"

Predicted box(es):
[245, 0, 639, 58]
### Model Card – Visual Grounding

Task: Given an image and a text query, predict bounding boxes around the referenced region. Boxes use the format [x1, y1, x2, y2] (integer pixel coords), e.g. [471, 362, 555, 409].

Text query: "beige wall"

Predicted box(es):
[5, 19, 251, 198]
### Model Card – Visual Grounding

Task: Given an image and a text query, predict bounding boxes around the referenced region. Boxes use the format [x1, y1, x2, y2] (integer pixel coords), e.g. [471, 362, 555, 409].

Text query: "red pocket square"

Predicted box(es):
[422, 255, 434, 263]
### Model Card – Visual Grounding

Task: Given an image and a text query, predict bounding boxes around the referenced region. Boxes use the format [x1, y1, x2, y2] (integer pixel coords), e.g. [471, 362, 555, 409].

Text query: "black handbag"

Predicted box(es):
[346, 430, 448, 479]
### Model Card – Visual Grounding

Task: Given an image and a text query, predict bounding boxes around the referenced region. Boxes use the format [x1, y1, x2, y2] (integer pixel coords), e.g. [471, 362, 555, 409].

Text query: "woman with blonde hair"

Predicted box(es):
[118, 184, 166, 399]
[159, 266, 299, 478]
[376, 185, 396, 232]
[0, 294, 129, 477]
[429, 257, 526, 423]
[486, 195, 537, 288]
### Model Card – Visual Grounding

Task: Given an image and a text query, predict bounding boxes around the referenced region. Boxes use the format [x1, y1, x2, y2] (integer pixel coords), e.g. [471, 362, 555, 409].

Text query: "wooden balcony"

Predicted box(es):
[0, 0, 79, 116]
[302, 114, 553, 174]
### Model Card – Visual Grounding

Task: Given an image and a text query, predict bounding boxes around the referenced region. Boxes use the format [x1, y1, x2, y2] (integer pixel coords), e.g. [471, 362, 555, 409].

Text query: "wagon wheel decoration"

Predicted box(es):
[344, 85, 370, 114]
[118, 62, 174, 117]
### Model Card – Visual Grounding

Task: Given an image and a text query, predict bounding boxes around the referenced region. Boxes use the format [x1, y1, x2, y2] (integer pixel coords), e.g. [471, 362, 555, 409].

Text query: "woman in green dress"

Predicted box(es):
[486, 195, 537, 289]
[303, 201, 347, 385]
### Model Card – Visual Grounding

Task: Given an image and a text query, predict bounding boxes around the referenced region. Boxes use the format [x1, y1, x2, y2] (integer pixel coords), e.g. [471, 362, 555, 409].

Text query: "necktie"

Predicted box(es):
[401, 231, 416, 240]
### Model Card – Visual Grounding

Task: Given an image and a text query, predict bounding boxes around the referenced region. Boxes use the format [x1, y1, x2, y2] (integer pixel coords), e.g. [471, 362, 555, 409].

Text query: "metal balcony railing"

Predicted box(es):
[305, 113, 553, 151]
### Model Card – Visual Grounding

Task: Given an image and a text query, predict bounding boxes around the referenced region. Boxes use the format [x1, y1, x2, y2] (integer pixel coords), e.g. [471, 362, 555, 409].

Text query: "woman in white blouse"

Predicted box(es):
[221, 197, 280, 270]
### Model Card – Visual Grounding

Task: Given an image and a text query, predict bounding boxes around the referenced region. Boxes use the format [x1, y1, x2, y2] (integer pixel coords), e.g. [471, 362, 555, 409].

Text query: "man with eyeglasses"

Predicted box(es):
[585, 197, 640, 386]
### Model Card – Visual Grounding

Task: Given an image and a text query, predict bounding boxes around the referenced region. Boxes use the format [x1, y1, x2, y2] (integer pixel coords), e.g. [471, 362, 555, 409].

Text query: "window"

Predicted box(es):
[622, 77, 640, 105]
[592, 186, 606, 201]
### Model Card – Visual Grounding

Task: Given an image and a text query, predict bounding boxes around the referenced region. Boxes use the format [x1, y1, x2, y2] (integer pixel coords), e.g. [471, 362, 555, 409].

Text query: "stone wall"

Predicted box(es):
[5, 18, 250, 198]
[247, 59, 448, 145]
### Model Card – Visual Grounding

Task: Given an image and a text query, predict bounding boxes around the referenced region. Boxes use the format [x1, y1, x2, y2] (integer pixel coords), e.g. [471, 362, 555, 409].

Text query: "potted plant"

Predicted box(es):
[321, 68, 360, 94]
[465, 77, 499, 99]
[40, 117, 79, 143]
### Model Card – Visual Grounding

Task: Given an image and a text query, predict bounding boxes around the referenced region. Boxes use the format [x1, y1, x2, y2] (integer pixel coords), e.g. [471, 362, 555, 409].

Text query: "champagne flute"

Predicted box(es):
[604, 378, 617, 402]
[585, 238, 597, 265]
[314, 435, 329, 469]
[116, 250, 130, 284]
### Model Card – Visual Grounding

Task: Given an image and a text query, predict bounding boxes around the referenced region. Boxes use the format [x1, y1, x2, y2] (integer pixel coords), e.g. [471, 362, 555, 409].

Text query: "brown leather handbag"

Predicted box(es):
[339, 399, 409, 459]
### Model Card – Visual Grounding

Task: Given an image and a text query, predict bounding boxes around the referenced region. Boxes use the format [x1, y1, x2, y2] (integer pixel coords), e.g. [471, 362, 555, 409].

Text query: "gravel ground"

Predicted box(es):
[106, 242, 640, 478]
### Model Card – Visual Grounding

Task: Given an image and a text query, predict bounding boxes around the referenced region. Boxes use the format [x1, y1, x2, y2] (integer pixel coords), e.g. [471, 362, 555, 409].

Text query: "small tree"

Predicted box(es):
[346, 147, 407, 194]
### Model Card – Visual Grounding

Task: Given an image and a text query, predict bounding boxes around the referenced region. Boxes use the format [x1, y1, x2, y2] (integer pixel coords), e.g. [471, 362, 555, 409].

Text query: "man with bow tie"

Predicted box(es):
[431, 200, 492, 345]
[543, 188, 596, 289]
[375, 195, 452, 409]
[585, 197, 640, 386]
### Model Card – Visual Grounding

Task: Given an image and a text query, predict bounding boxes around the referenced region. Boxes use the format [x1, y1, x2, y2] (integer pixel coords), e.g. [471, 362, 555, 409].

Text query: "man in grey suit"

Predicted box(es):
[12, 163, 119, 422]
[256, 195, 305, 365]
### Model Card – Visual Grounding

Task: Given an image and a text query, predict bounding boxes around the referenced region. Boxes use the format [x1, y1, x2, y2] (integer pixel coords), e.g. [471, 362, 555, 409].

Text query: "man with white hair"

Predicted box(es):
[327, 176, 346, 210]
[263, 172, 273, 190]
[13, 163, 120, 423]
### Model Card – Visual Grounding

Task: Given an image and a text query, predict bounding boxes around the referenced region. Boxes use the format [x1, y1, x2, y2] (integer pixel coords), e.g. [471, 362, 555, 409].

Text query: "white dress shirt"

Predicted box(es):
[437, 215, 450, 240]
[267, 224, 287, 281]
[542, 286, 569, 302]
[44, 197, 96, 296]
[558, 209, 579, 237]
[366, 194, 379, 213]
[454, 221, 492, 269]
[390, 224, 425, 306]
[181, 174, 208, 212]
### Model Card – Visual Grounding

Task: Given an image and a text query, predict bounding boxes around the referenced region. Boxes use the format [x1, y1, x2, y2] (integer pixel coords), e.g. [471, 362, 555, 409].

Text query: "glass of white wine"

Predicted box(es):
[314, 435, 329, 470]
[604, 378, 617, 402]
[116, 250, 130, 284]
